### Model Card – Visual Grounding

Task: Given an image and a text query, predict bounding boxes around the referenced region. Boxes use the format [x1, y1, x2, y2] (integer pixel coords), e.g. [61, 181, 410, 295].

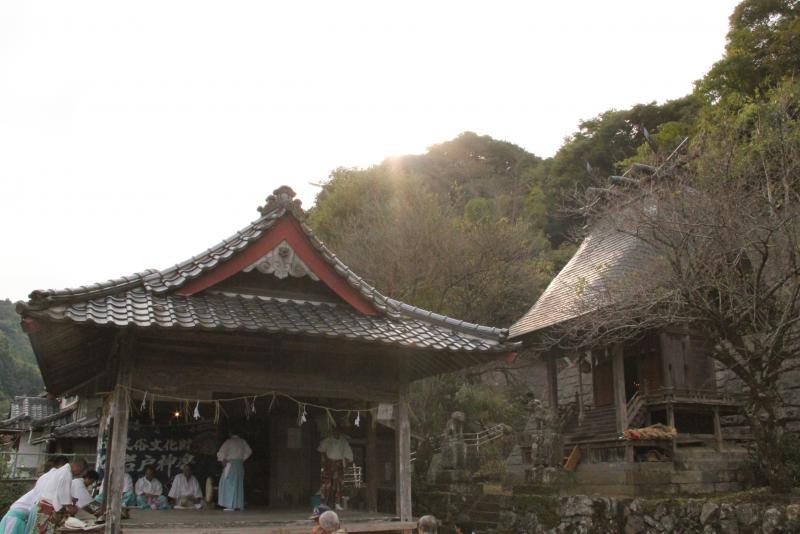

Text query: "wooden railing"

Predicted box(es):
[644, 387, 739, 406]
[409, 423, 510, 462]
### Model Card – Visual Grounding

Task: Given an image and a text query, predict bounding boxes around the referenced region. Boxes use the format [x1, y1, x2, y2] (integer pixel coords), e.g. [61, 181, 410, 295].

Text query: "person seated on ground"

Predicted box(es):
[418, 515, 438, 534]
[168, 463, 204, 509]
[135, 465, 170, 510]
[453, 514, 474, 534]
[95, 471, 136, 508]
[317, 510, 341, 534]
[309, 504, 332, 534]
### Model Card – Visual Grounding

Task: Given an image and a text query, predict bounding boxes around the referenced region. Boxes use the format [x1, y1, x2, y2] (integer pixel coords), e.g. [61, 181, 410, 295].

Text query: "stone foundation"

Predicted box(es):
[498, 493, 800, 533]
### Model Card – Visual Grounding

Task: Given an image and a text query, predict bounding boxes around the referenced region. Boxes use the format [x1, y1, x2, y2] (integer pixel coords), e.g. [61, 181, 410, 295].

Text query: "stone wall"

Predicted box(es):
[498, 493, 800, 533]
[716, 359, 800, 433]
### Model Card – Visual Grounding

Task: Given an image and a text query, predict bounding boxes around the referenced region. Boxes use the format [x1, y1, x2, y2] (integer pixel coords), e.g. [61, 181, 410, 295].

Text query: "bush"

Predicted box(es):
[0, 481, 31, 516]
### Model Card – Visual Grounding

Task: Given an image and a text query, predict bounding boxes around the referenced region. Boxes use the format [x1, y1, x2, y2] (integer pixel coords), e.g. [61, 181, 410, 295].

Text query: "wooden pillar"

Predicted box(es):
[713, 406, 724, 452]
[105, 342, 133, 534]
[366, 412, 379, 512]
[611, 345, 628, 434]
[546, 355, 559, 410]
[395, 382, 412, 522]
[666, 403, 677, 455]
[576, 353, 585, 422]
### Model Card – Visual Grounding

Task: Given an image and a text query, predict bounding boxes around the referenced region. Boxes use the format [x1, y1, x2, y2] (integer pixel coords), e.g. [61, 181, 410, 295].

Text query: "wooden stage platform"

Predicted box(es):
[111, 508, 416, 534]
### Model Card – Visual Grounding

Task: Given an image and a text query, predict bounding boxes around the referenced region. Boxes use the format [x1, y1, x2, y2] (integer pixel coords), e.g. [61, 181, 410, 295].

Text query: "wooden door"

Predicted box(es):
[593, 357, 614, 406]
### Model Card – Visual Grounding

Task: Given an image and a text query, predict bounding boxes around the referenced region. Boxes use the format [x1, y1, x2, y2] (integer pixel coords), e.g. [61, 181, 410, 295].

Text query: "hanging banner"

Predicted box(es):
[98, 421, 218, 491]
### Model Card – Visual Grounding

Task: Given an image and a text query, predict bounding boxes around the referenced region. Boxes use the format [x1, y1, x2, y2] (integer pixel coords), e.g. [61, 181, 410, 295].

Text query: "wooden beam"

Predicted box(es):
[366, 412, 378, 512]
[395, 382, 412, 523]
[546, 355, 559, 410]
[576, 353, 585, 421]
[713, 406, 724, 452]
[105, 338, 134, 534]
[611, 345, 627, 434]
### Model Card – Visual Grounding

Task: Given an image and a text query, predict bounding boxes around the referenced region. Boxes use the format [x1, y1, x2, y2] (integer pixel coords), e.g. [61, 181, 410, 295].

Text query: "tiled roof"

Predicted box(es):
[34, 290, 503, 353]
[18, 186, 513, 354]
[1, 399, 70, 432]
[53, 419, 98, 439]
[6, 397, 58, 421]
[35, 417, 98, 442]
[509, 226, 656, 339]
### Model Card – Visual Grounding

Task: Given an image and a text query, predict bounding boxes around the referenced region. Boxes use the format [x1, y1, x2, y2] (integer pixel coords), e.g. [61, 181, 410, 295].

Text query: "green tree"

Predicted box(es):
[698, 0, 800, 103]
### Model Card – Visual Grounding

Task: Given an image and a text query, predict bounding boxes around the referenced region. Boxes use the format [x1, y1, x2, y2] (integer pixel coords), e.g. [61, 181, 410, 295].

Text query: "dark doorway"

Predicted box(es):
[624, 356, 639, 401]
[593, 354, 614, 406]
[214, 394, 271, 507]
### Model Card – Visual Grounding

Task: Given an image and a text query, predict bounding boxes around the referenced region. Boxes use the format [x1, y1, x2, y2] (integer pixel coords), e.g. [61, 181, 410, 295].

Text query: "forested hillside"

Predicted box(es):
[308, 0, 800, 328]
[0, 300, 43, 414]
[306, 0, 800, 444]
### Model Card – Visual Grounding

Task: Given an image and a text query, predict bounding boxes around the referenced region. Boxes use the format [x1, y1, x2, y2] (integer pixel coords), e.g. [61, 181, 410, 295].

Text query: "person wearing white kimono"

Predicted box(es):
[168, 464, 204, 509]
[216, 431, 252, 511]
[0, 456, 68, 534]
[135, 465, 170, 510]
[71, 470, 99, 511]
[317, 428, 353, 510]
[96, 472, 136, 508]
[28, 459, 87, 534]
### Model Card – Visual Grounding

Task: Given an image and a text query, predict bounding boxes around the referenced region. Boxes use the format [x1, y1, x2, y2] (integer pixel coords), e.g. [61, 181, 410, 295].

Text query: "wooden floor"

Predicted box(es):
[115, 508, 415, 534]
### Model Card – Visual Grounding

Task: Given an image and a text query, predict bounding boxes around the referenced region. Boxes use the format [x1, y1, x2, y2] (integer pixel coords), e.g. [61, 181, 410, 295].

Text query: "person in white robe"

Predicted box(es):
[96, 471, 136, 508]
[135, 465, 170, 510]
[216, 431, 252, 511]
[71, 470, 99, 510]
[27, 459, 87, 534]
[317, 427, 353, 510]
[168, 464, 204, 509]
[0, 457, 66, 534]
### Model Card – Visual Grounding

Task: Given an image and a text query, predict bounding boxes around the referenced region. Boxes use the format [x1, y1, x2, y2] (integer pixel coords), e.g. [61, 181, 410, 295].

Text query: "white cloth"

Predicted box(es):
[168, 474, 202, 500]
[9, 468, 56, 514]
[217, 435, 252, 462]
[8, 488, 39, 515]
[134, 476, 163, 496]
[71, 479, 93, 508]
[39, 463, 74, 511]
[124, 473, 133, 494]
[317, 436, 353, 462]
[99, 472, 133, 495]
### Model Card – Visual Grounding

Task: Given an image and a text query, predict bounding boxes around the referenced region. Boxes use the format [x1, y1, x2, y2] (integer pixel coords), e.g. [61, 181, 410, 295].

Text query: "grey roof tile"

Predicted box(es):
[19, 186, 516, 354]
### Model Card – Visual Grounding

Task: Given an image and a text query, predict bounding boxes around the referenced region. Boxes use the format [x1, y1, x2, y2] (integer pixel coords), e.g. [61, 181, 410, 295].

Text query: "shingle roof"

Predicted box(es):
[18, 186, 513, 354]
[509, 226, 655, 339]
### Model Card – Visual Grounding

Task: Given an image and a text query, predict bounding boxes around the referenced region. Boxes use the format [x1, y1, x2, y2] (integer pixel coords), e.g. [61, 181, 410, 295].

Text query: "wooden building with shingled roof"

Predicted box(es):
[16, 186, 518, 533]
[508, 213, 746, 492]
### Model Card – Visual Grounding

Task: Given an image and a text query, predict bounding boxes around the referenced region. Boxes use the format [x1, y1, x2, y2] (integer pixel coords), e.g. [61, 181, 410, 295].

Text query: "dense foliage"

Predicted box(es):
[306, 0, 800, 485]
[0, 300, 42, 415]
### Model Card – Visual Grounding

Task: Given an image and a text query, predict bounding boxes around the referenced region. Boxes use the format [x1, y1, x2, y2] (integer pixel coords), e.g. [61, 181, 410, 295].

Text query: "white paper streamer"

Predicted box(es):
[193, 401, 201, 420]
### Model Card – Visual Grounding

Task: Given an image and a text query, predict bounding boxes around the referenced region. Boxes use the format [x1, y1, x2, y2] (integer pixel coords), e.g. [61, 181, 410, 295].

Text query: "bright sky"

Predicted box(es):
[0, 1, 740, 302]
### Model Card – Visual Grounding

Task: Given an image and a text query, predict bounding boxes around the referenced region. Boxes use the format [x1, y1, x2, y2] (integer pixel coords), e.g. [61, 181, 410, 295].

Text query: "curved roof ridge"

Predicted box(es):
[20, 269, 157, 311]
[18, 186, 511, 345]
